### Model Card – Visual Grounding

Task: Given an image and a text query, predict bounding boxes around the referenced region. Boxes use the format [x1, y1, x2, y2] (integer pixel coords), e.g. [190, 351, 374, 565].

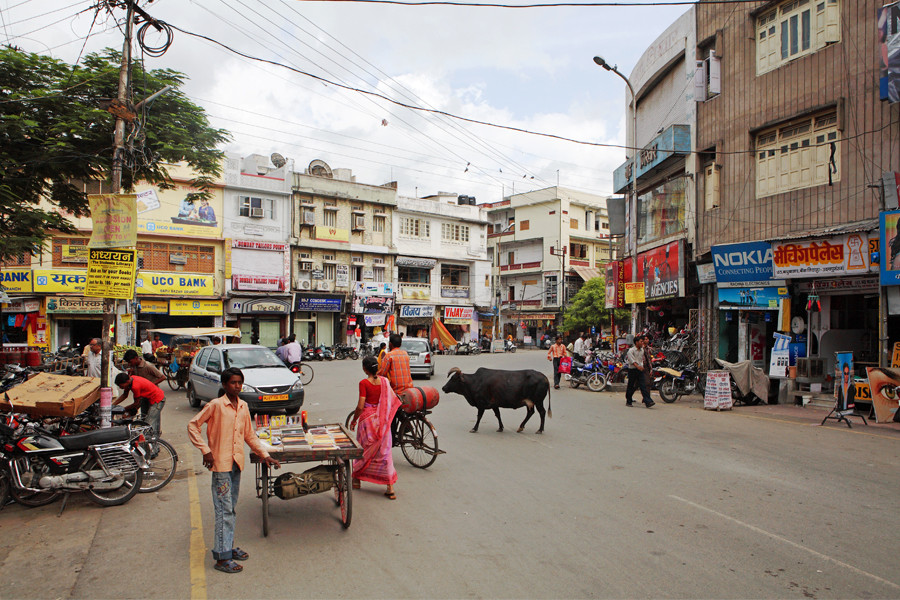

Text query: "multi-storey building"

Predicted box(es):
[291, 160, 397, 347]
[393, 193, 492, 342]
[484, 187, 611, 344]
[222, 153, 294, 347]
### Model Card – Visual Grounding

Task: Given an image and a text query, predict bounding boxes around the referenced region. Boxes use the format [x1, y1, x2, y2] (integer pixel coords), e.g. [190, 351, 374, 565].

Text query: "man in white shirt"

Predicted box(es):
[84, 338, 104, 378]
[140, 333, 153, 355]
[624, 336, 655, 408]
[573, 333, 587, 363]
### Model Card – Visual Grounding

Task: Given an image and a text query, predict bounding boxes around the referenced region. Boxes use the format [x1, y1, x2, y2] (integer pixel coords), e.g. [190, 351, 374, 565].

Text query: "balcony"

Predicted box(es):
[499, 261, 542, 272]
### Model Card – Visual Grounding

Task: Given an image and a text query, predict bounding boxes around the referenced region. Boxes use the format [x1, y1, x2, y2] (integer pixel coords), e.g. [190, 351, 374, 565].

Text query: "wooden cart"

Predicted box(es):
[250, 423, 363, 537]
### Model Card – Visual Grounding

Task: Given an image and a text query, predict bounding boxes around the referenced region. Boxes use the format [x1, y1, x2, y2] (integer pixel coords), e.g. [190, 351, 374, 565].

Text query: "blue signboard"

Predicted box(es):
[711, 241, 775, 284]
[613, 124, 691, 193]
[880, 210, 900, 285]
[295, 296, 343, 312]
[717, 286, 786, 310]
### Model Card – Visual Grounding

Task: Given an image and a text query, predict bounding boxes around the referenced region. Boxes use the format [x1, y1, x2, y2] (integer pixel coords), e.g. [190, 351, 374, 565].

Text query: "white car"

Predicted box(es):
[401, 337, 435, 379]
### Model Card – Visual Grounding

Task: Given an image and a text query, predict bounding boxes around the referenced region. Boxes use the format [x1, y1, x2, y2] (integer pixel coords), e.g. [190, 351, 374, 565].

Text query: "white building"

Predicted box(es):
[222, 153, 294, 347]
[393, 193, 491, 342]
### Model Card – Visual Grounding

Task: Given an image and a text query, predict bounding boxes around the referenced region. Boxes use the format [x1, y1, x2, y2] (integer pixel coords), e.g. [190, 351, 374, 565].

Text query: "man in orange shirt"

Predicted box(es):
[547, 336, 568, 389]
[188, 367, 280, 574]
[377, 333, 413, 395]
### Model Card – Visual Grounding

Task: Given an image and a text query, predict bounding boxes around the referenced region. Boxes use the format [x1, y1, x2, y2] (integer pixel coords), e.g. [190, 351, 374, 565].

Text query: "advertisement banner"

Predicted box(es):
[61, 245, 89, 264]
[711, 241, 775, 284]
[0, 269, 33, 293]
[45, 296, 104, 314]
[772, 233, 869, 278]
[605, 261, 623, 309]
[769, 332, 791, 378]
[400, 286, 431, 300]
[353, 282, 394, 296]
[295, 296, 343, 312]
[624, 282, 645, 304]
[865, 366, 900, 423]
[231, 275, 287, 292]
[716, 287, 786, 310]
[878, 2, 900, 103]
[88, 194, 137, 248]
[634, 241, 682, 300]
[85, 248, 137, 299]
[352, 295, 395, 314]
[139, 299, 169, 314]
[336, 264, 349, 287]
[696, 263, 716, 285]
[834, 351, 855, 411]
[314, 226, 349, 243]
[399, 305, 435, 318]
[364, 313, 387, 327]
[168, 299, 223, 317]
[880, 210, 900, 285]
[444, 306, 474, 324]
[33, 269, 87, 294]
[135, 185, 222, 238]
[135, 272, 216, 296]
[703, 371, 733, 410]
[441, 287, 469, 298]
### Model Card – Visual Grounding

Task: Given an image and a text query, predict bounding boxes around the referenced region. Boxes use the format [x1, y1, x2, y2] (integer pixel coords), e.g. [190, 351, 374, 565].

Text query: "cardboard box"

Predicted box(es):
[1, 373, 101, 417]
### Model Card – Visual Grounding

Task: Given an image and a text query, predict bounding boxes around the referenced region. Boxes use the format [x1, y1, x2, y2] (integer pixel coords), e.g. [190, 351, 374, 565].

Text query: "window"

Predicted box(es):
[373, 267, 385, 282]
[398, 266, 430, 284]
[324, 210, 336, 227]
[238, 196, 273, 218]
[324, 264, 336, 280]
[131, 242, 214, 273]
[441, 223, 470, 242]
[441, 264, 469, 287]
[205, 350, 222, 374]
[508, 251, 515, 266]
[637, 176, 687, 245]
[569, 243, 588, 259]
[755, 111, 840, 198]
[570, 218, 579, 230]
[756, 0, 840, 75]
[373, 215, 385, 232]
[704, 162, 721, 210]
[520, 220, 530, 231]
[400, 218, 430, 238]
[602, 222, 609, 230]
[544, 275, 558, 305]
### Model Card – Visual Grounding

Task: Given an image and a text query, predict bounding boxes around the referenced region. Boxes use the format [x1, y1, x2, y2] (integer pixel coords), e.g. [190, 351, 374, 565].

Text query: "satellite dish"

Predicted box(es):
[308, 159, 333, 178]
[270, 153, 286, 168]
[791, 316, 806, 334]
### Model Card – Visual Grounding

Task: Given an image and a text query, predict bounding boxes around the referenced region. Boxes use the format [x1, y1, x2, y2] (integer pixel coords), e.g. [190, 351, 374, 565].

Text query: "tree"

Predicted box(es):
[561, 276, 630, 334]
[0, 47, 230, 261]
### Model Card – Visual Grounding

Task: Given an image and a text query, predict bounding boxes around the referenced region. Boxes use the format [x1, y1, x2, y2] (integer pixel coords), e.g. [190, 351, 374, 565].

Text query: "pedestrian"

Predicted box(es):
[187, 367, 280, 574]
[275, 337, 290, 364]
[140, 332, 153, 355]
[83, 338, 104, 378]
[377, 333, 413, 396]
[348, 356, 401, 499]
[573, 333, 587, 363]
[625, 337, 655, 408]
[283, 334, 302, 364]
[354, 325, 362, 350]
[114, 373, 167, 436]
[547, 336, 567, 389]
[123, 349, 166, 385]
[376, 342, 387, 368]
[151, 334, 164, 354]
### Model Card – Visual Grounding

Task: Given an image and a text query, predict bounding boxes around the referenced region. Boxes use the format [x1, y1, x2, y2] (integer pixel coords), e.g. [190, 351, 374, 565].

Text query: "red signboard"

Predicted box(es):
[605, 261, 624, 309]
[231, 275, 287, 292]
[634, 241, 683, 301]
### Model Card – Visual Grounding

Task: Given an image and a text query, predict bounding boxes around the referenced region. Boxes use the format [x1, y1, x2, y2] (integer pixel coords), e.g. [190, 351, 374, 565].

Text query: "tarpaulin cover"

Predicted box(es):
[430, 316, 456, 351]
[715, 358, 770, 401]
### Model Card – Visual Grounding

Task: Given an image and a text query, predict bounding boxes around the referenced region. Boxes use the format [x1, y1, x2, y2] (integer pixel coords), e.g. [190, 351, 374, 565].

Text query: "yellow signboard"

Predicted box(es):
[136, 186, 223, 238]
[624, 282, 645, 304]
[85, 249, 137, 299]
[0, 269, 33, 293]
[135, 271, 216, 296]
[314, 226, 350, 243]
[61, 245, 89, 263]
[139, 299, 169, 314]
[33, 269, 87, 293]
[169, 299, 223, 316]
[88, 194, 138, 248]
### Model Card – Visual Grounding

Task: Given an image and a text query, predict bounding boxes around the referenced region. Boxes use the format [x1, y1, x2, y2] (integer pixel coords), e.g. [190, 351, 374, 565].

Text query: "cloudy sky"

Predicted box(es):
[2, 0, 689, 202]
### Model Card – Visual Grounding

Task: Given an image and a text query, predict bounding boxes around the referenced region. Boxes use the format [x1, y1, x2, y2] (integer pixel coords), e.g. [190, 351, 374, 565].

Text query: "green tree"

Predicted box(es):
[0, 47, 230, 261]
[561, 276, 629, 334]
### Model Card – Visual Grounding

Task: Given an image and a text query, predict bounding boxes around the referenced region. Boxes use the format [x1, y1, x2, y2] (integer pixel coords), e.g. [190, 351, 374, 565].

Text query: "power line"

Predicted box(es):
[290, 0, 771, 7]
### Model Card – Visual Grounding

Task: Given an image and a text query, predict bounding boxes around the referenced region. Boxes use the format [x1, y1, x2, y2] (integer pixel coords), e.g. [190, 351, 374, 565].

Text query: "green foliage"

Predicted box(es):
[0, 47, 230, 261]
[561, 277, 630, 333]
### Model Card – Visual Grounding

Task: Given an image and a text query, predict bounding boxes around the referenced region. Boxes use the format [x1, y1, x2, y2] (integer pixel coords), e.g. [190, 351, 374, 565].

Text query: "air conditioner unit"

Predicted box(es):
[316, 281, 331, 291]
[352, 215, 365, 230]
[299, 280, 311, 290]
[249, 207, 264, 218]
[302, 209, 315, 225]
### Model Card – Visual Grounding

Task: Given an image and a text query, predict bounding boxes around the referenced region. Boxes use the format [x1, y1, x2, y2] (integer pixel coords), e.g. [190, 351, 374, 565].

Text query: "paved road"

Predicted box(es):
[1, 350, 899, 599]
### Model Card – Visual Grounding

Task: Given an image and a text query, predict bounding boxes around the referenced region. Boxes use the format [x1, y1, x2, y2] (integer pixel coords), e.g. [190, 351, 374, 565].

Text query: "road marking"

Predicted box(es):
[669, 495, 900, 591]
[186, 451, 207, 600]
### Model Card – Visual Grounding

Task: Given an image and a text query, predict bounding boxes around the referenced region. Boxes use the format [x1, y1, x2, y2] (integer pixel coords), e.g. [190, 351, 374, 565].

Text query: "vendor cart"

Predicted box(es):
[148, 327, 241, 391]
[250, 423, 363, 537]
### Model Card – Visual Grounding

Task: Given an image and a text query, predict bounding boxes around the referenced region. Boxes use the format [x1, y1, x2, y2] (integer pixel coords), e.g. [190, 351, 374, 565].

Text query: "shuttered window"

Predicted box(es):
[756, 0, 840, 75]
[755, 111, 839, 198]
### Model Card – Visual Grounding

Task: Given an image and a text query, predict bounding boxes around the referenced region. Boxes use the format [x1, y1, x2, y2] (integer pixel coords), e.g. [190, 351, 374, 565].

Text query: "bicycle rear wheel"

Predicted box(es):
[399, 414, 439, 469]
[298, 364, 314, 386]
[139, 438, 178, 493]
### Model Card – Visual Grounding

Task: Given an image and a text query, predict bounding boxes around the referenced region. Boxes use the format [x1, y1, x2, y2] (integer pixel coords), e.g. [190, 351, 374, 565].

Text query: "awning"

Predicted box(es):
[148, 327, 242, 338]
[571, 265, 603, 281]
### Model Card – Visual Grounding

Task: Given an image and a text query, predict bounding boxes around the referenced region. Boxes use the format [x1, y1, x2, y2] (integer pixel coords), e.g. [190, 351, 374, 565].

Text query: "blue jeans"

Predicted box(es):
[142, 401, 164, 438]
[211, 462, 241, 561]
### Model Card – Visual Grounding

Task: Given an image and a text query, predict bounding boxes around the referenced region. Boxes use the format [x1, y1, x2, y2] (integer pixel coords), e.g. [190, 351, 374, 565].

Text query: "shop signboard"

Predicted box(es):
[0, 298, 41, 312]
[795, 277, 879, 293]
[45, 296, 104, 314]
[634, 241, 683, 300]
[444, 306, 474, 324]
[353, 282, 394, 296]
[228, 298, 291, 315]
[352, 295, 395, 314]
[135, 185, 223, 238]
[33, 269, 86, 294]
[880, 210, 900, 285]
[61, 245, 89, 264]
[400, 286, 431, 300]
[396, 257, 436, 268]
[711, 241, 775, 284]
[169, 299, 222, 317]
[772, 233, 869, 279]
[88, 194, 137, 248]
[0, 269, 33, 293]
[336, 264, 349, 287]
[139, 299, 169, 314]
[441, 286, 469, 298]
[314, 226, 349, 243]
[703, 371, 733, 410]
[716, 286, 786, 310]
[364, 313, 386, 327]
[85, 248, 137, 299]
[605, 261, 624, 309]
[696, 262, 716, 284]
[399, 305, 435, 318]
[231, 275, 287, 292]
[624, 282, 645, 304]
[135, 272, 216, 296]
[295, 296, 343, 312]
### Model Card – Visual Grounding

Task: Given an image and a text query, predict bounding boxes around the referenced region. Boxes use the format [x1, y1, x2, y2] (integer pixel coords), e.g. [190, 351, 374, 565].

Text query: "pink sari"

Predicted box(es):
[352, 376, 401, 485]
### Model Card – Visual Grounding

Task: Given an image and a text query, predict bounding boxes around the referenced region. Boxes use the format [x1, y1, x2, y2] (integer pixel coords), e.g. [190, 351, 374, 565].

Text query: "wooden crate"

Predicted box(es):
[0, 373, 100, 417]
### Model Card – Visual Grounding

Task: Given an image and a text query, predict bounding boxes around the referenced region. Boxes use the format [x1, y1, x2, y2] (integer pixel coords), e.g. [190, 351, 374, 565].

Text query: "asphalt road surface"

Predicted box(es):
[1, 349, 899, 599]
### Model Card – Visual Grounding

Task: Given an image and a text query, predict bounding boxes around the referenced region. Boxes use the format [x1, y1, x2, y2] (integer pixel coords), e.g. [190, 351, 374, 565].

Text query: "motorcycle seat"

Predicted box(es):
[59, 426, 130, 450]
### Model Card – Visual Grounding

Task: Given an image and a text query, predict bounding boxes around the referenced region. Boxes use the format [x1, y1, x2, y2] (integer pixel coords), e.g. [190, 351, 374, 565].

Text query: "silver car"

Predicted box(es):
[401, 337, 435, 379]
[187, 344, 304, 414]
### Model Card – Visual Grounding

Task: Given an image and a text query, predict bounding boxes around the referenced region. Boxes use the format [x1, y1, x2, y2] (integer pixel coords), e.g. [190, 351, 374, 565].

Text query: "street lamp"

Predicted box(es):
[594, 55, 639, 333]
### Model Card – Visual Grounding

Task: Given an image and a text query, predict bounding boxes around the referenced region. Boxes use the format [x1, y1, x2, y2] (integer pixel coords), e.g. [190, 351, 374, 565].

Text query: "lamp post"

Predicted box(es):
[594, 55, 639, 333]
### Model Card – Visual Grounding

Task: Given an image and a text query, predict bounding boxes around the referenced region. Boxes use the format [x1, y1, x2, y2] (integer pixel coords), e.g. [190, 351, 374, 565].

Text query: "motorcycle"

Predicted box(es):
[565, 352, 607, 391]
[332, 344, 358, 360]
[0, 364, 38, 393]
[321, 346, 334, 361]
[657, 361, 703, 403]
[454, 341, 480, 356]
[504, 339, 517, 353]
[0, 414, 148, 508]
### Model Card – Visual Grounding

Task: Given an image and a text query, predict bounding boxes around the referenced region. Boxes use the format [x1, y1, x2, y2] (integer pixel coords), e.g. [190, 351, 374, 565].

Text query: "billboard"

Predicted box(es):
[135, 186, 223, 238]
[711, 241, 775, 284]
[634, 241, 682, 301]
[878, 2, 900, 103]
[881, 210, 900, 285]
[605, 261, 623, 309]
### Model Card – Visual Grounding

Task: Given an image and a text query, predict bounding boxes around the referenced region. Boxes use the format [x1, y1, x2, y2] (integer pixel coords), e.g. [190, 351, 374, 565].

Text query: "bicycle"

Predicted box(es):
[288, 362, 314, 385]
[345, 404, 442, 469]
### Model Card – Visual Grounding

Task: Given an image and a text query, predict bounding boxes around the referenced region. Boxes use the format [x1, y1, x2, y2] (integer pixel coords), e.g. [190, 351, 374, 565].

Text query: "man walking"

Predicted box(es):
[188, 367, 280, 574]
[625, 337, 655, 408]
[547, 336, 567, 390]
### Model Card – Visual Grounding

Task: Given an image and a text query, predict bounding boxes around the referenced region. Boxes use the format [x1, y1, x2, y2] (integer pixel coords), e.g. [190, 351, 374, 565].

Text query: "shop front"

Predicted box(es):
[0, 297, 42, 347]
[351, 283, 395, 343]
[294, 294, 344, 347]
[505, 312, 557, 346]
[135, 271, 222, 334]
[632, 240, 688, 331]
[442, 306, 476, 342]
[46, 296, 104, 349]
[226, 296, 290, 348]
[397, 304, 435, 339]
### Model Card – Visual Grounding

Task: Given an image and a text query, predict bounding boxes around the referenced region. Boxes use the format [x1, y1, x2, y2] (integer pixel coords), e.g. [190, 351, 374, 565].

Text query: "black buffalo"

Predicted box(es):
[442, 367, 552, 433]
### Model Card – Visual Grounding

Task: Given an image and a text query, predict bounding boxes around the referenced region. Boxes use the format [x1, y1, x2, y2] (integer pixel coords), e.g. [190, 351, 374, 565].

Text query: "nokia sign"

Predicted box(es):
[711, 242, 775, 283]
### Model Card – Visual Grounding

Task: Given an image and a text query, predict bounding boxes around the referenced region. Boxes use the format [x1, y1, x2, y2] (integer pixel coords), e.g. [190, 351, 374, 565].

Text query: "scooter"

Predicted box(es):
[504, 339, 516, 353]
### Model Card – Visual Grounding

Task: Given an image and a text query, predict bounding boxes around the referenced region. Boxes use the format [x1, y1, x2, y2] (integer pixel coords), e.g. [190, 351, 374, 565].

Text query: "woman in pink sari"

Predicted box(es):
[349, 356, 401, 499]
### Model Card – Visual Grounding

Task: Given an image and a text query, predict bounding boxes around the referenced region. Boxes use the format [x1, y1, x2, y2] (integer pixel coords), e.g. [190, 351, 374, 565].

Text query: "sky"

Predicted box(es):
[1, 0, 690, 203]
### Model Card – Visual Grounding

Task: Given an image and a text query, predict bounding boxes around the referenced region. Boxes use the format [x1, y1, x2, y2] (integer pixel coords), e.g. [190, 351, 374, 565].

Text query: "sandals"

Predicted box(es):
[231, 548, 249, 561]
[214, 559, 243, 574]
[384, 491, 396, 500]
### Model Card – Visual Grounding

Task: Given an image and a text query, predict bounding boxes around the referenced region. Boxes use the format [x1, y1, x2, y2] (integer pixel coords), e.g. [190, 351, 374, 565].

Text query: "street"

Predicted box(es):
[1, 349, 899, 599]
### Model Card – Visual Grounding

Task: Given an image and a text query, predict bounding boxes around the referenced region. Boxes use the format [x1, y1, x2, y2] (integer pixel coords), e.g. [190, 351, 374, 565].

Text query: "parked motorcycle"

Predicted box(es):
[566, 352, 607, 391]
[657, 361, 703, 403]
[332, 344, 358, 360]
[455, 341, 481, 356]
[321, 345, 334, 361]
[0, 364, 38, 393]
[0, 415, 147, 508]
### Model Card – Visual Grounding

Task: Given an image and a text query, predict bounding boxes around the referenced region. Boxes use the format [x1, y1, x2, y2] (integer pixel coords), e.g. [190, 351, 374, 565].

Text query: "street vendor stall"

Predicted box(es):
[148, 327, 241, 391]
[250, 418, 362, 536]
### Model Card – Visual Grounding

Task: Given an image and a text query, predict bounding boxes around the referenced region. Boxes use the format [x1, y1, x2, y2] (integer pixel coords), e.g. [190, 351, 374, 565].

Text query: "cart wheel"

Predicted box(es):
[334, 459, 352, 528]
[399, 413, 439, 469]
[166, 364, 179, 391]
[261, 464, 270, 537]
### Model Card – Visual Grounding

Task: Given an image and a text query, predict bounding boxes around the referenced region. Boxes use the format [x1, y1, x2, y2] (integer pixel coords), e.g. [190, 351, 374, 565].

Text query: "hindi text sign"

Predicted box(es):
[88, 194, 137, 248]
[85, 249, 137, 299]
